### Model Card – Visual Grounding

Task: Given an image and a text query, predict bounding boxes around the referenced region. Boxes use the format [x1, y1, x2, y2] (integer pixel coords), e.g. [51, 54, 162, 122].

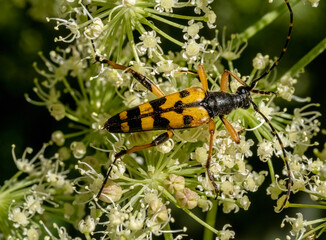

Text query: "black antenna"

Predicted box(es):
[250, 0, 293, 90]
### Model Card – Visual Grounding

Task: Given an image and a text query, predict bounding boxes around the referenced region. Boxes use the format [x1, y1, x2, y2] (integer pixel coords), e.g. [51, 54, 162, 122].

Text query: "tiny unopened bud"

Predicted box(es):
[175, 188, 198, 209]
[58, 147, 71, 161]
[49, 103, 65, 121]
[197, 198, 212, 212]
[238, 195, 251, 210]
[163, 174, 185, 194]
[51, 130, 65, 146]
[99, 180, 123, 203]
[70, 141, 86, 159]
[221, 181, 234, 195]
[148, 199, 168, 222]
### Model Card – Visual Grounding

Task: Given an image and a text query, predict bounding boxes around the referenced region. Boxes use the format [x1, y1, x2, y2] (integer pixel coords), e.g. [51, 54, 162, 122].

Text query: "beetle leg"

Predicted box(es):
[219, 116, 240, 144]
[220, 71, 230, 92]
[198, 64, 208, 92]
[206, 119, 219, 196]
[224, 70, 249, 88]
[97, 130, 174, 198]
[95, 57, 165, 98]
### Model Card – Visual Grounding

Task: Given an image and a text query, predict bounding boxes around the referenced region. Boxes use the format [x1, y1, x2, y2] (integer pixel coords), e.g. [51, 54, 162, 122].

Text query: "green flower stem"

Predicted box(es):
[306, 218, 326, 225]
[62, 77, 83, 108]
[203, 199, 218, 240]
[24, 93, 46, 106]
[141, 10, 185, 29]
[238, 0, 300, 41]
[77, 76, 88, 103]
[162, 188, 219, 236]
[63, 129, 91, 139]
[64, 111, 91, 126]
[302, 221, 326, 239]
[144, 8, 206, 21]
[121, 185, 146, 211]
[163, 223, 173, 240]
[157, 142, 185, 173]
[0, 171, 23, 193]
[267, 158, 276, 183]
[139, 15, 184, 47]
[285, 36, 326, 77]
[125, 13, 140, 62]
[288, 203, 326, 209]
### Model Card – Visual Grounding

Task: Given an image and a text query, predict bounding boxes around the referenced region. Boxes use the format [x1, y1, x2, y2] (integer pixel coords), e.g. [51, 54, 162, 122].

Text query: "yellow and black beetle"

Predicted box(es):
[96, 0, 294, 211]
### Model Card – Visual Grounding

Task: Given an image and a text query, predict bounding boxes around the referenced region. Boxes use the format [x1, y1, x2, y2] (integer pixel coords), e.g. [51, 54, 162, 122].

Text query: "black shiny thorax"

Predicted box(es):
[202, 89, 251, 117]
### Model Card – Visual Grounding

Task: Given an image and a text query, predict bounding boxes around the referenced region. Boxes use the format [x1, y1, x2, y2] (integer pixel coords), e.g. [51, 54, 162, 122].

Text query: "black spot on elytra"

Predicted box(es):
[126, 107, 141, 120]
[179, 90, 190, 98]
[127, 118, 142, 132]
[153, 115, 170, 129]
[174, 100, 184, 114]
[150, 97, 167, 111]
[183, 115, 193, 126]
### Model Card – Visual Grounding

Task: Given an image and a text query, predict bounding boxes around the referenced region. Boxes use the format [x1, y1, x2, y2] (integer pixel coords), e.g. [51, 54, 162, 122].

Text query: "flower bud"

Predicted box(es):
[51, 130, 65, 146]
[175, 188, 198, 209]
[99, 180, 122, 203]
[163, 174, 185, 194]
[70, 141, 86, 159]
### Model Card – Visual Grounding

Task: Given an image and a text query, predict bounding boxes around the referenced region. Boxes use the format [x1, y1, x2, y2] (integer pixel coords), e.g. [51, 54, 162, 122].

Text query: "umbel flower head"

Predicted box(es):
[9, 0, 326, 239]
[48, 0, 216, 63]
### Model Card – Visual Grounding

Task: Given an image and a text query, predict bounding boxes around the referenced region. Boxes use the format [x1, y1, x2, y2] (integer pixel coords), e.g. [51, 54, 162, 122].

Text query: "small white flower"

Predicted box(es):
[183, 20, 203, 40]
[84, 17, 104, 40]
[252, 53, 269, 70]
[156, 60, 178, 77]
[205, 10, 216, 28]
[308, 0, 320, 7]
[78, 216, 96, 234]
[9, 207, 30, 228]
[281, 213, 307, 237]
[136, 31, 163, 58]
[218, 224, 235, 240]
[23, 225, 40, 240]
[47, 17, 80, 43]
[257, 139, 274, 161]
[24, 195, 44, 215]
[155, 0, 178, 13]
[182, 39, 204, 62]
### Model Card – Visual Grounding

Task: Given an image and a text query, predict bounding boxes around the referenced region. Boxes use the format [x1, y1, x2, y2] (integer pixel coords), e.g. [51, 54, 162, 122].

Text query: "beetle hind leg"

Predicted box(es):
[97, 130, 174, 199]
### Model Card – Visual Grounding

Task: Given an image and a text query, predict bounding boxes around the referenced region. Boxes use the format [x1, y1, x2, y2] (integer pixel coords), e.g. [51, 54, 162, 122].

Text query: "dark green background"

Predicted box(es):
[0, 0, 325, 239]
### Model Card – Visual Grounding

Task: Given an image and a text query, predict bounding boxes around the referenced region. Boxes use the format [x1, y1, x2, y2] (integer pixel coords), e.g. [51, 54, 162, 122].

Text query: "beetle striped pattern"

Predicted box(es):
[104, 87, 211, 133]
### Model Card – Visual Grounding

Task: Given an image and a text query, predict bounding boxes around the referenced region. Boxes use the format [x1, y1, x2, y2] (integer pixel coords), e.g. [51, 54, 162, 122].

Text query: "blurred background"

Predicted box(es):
[0, 0, 325, 239]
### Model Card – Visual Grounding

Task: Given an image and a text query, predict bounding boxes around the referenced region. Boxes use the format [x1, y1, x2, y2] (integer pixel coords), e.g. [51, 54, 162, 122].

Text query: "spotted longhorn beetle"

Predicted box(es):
[95, 0, 294, 210]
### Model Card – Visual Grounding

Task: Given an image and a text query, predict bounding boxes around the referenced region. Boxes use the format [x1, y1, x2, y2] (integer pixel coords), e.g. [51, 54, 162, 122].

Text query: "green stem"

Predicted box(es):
[127, 11, 141, 62]
[288, 203, 326, 209]
[302, 222, 326, 239]
[163, 223, 173, 240]
[142, 11, 185, 29]
[203, 199, 219, 240]
[285, 36, 326, 77]
[238, 0, 300, 41]
[139, 15, 184, 47]
[267, 158, 276, 183]
[144, 8, 206, 21]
